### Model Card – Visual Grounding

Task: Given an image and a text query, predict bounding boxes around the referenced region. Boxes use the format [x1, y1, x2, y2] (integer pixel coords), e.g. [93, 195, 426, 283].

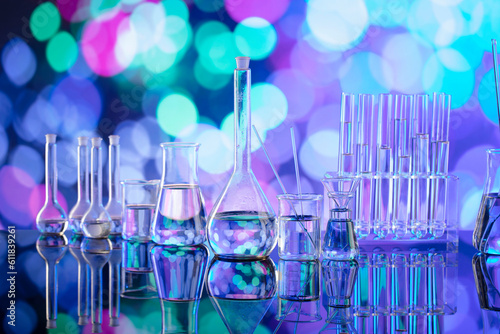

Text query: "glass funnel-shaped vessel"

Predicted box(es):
[36, 134, 68, 234]
[207, 57, 277, 259]
[322, 173, 360, 260]
[69, 136, 91, 234]
[474, 149, 500, 253]
[151, 143, 206, 246]
[81, 137, 112, 238]
[105, 135, 122, 235]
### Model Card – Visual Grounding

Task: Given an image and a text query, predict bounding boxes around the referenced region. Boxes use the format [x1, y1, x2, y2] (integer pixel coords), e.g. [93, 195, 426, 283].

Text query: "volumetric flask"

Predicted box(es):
[277, 194, 322, 260]
[122, 180, 159, 242]
[207, 57, 277, 259]
[151, 143, 206, 246]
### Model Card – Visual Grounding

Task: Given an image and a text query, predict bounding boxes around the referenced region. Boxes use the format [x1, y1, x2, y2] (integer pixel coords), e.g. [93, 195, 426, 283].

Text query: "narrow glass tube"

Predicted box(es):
[428, 253, 445, 315]
[412, 95, 429, 174]
[409, 252, 427, 315]
[338, 92, 356, 175]
[374, 148, 393, 238]
[36, 134, 68, 234]
[69, 137, 91, 234]
[108, 236, 122, 326]
[391, 253, 408, 316]
[431, 92, 445, 174]
[354, 253, 373, 316]
[373, 252, 390, 316]
[105, 135, 122, 234]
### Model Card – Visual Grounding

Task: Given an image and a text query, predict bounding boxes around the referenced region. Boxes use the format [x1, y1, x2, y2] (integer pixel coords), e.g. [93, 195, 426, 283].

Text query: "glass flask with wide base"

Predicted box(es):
[207, 57, 277, 259]
[69, 136, 91, 234]
[322, 173, 360, 260]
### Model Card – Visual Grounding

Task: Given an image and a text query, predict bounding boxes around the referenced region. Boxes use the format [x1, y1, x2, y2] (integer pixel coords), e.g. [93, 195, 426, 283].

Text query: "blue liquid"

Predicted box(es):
[323, 218, 358, 260]
[476, 193, 500, 254]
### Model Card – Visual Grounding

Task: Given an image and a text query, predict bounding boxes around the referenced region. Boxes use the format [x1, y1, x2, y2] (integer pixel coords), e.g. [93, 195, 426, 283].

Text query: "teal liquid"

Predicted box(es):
[475, 193, 500, 254]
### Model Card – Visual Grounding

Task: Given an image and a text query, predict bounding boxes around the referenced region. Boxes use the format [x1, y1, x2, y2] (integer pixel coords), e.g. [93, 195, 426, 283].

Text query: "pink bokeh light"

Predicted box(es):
[57, 0, 91, 22]
[225, 0, 290, 23]
[29, 184, 69, 227]
[81, 10, 131, 77]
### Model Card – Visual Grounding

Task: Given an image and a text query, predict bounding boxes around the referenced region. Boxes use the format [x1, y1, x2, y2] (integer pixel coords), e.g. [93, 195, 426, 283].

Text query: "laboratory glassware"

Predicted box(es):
[122, 179, 159, 241]
[81, 137, 112, 238]
[151, 143, 206, 246]
[36, 234, 68, 329]
[338, 92, 357, 175]
[151, 244, 209, 334]
[108, 235, 122, 326]
[105, 135, 122, 235]
[474, 149, 500, 254]
[207, 57, 277, 259]
[69, 136, 91, 234]
[81, 237, 111, 333]
[36, 134, 68, 234]
[277, 193, 322, 260]
[69, 234, 90, 325]
[322, 172, 360, 260]
[206, 257, 277, 334]
[121, 240, 157, 299]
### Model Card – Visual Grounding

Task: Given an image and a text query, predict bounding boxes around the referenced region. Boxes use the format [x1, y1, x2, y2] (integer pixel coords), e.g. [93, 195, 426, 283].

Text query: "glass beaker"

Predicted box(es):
[474, 149, 500, 253]
[151, 143, 206, 246]
[122, 179, 160, 241]
[277, 194, 322, 260]
[322, 173, 360, 260]
[36, 134, 68, 234]
[207, 57, 277, 259]
[121, 240, 157, 299]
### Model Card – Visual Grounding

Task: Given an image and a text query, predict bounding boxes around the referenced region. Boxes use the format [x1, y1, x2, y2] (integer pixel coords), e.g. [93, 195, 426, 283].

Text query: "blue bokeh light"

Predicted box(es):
[1, 38, 37, 86]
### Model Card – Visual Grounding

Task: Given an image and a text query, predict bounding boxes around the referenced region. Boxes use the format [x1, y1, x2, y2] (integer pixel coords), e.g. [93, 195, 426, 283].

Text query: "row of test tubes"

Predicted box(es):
[337, 92, 454, 240]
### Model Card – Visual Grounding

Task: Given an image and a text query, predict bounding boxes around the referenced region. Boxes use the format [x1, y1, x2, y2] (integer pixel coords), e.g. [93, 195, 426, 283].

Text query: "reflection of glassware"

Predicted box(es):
[277, 194, 321, 260]
[105, 135, 122, 235]
[322, 173, 360, 260]
[82, 137, 112, 238]
[122, 180, 159, 241]
[69, 234, 90, 325]
[321, 260, 358, 333]
[151, 143, 206, 246]
[108, 235, 122, 327]
[69, 136, 91, 234]
[36, 234, 68, 329]
[206, 257, 277, 334]
[207, 57, 277, 260]
[277, 260, 321, 323]
[36, 134, 68, 234]
[81, 237, 111, 333]
[151, 244, 209, 334]
[474, 149, 500, 254]
[121, 240, 157, 299]
[473, 252, 500, 311]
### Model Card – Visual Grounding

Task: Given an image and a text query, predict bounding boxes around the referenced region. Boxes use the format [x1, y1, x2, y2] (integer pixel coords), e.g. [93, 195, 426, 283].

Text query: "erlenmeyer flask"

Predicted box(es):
[69, 136, 91, 234]
[474, 149, 500, 253]
[322, 173, 360, 260]
[36, 134, 68, 234]
[151, 143, 206, 246]
[81, 137, 112, 238]
[207, 57, 277, 259]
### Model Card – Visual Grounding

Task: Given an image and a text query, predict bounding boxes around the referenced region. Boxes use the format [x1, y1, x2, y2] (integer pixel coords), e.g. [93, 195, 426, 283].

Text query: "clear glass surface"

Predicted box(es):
[69, 136, 91, 234]
[121, 240, 157, 299]
[105, 135, 122, 235]
[36, 134, 68, 234]
[151, 143, 206, 246]
[207, 57, 276, 259]
[122, 179, 159, 241]
[69, 233, 90, 325]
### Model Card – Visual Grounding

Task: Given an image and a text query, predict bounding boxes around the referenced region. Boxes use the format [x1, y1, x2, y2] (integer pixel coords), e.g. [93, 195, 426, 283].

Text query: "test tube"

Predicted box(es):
[373, 252, 390, 316]
[355, 94, 376, 238]
[409, 252, 427, 315]
[354, 253, 373, 317]
[338, 93, 357, 175]
[391, 253, 408, 315]
[374, 94, 394, 238]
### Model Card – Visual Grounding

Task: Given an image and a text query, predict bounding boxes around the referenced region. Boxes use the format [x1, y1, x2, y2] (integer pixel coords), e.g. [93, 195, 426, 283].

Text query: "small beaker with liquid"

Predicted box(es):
[277, 194, 322, 260]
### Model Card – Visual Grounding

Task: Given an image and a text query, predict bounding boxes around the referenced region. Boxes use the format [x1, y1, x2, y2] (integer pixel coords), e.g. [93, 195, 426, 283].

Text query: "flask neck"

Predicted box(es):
[45, 142, 58, 204]
[329, 207, 351, 220]
[77, 144, 90, 203]
[108, 143, 120, 201]
[234, 68, 251, 173]
[90, 144, 103, 206]
[161, 143, 200, 185]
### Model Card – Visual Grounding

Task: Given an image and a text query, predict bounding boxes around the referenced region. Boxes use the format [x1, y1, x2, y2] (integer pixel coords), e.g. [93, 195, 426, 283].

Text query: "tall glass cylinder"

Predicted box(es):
[474, 149, 500, 253]
[81, 137, 112, 238]
[105, 135, 122, 234]
[339, 93, 356, 175]
[69, 136, 91, 233]
[36, 134, 68, 234]
[207, 57, 277, 259]
[151, 143, 206, 246]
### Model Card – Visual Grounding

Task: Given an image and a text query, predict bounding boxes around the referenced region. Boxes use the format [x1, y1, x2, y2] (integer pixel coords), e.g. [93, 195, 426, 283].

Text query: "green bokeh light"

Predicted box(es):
[157, 93, 198, 136]
[161, 0, 189, 21]
[46, 31, 78, 72]
[194, 0, 224, 13]
[30, 2, 61, 42]
[194, 59, 231, 90]
[195, 21, 229, 53]
[234, 17, 277, 60]
[199, 32, 239, 75]
[90, 0, 121, 18]
[252, 83, 288, 130]
[47, 313, 77, 333]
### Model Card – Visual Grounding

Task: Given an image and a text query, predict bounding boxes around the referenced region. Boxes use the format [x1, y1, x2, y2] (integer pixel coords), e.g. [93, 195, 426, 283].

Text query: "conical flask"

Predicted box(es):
[474, 149, 500, 253]
[207, 57, 277, 259]
[36, 134, 68, 234]
[151, 143, 206, 246]
[206, 257, 277, 334]
[322, 172, 360, 260]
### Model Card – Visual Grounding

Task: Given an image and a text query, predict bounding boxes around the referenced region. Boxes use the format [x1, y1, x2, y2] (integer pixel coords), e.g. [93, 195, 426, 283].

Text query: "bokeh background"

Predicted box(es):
[0, 0, 498, 231]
